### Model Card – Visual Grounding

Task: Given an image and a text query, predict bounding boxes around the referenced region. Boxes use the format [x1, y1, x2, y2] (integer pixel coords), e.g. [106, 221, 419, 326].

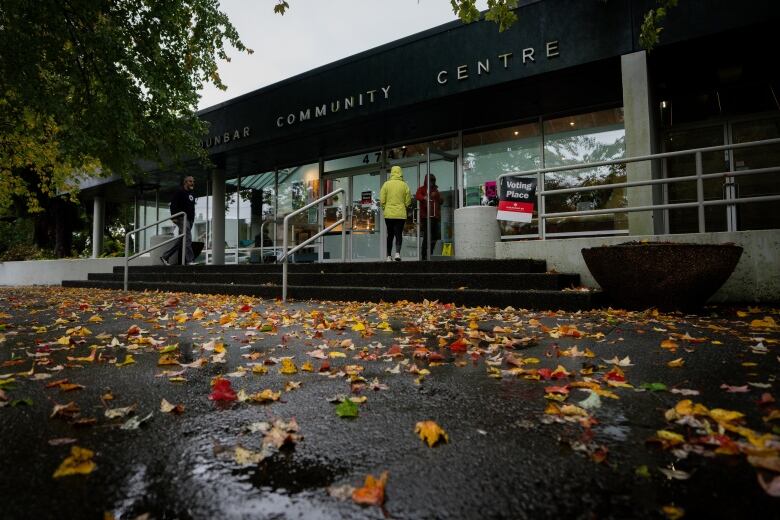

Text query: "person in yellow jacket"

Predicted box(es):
[379, 165, 412, 261]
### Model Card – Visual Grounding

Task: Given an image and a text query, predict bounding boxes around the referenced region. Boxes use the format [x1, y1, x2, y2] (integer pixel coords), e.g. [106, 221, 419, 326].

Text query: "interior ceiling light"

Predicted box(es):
[513, 130, 519, 135]
[569, 121, 575, 127]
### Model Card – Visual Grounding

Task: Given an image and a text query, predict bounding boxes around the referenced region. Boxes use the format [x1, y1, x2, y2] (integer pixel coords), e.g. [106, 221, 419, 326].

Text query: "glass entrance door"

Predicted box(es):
[389, 148, 458, 260]
[322, 170, 382, 261]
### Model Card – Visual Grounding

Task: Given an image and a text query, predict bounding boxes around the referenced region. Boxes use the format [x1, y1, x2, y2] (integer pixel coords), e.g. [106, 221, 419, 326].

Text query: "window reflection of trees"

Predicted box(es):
[543, 134, 627, 232]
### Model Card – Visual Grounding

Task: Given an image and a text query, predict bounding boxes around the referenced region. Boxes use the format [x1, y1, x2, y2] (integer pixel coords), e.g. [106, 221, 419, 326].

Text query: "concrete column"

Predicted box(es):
[211, 169, 226, 265]
[621, 51, 659, 236]
[91, 196, 105, 258]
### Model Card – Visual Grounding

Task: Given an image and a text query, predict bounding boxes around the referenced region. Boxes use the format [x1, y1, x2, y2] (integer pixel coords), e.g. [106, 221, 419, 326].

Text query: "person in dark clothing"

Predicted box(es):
[161, 176, 196, 265]
[415, 174, 442, 260]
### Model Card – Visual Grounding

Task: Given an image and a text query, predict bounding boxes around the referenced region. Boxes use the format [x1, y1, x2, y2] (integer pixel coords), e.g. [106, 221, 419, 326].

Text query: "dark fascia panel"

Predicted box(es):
[196, 0, 777, 161]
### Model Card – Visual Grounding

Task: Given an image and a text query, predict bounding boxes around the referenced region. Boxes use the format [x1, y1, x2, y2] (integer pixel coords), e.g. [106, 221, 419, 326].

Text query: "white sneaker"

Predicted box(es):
[386, 256, 392, 262]
[394, 253, 401, 262]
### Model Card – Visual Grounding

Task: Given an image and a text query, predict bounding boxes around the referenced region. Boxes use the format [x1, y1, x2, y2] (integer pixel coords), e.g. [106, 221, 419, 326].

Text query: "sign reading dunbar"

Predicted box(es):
[497, 176, 537, 223]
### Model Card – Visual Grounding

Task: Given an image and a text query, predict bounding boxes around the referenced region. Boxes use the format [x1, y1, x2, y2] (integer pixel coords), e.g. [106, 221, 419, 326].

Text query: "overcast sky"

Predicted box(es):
[197, 0, 489, 110]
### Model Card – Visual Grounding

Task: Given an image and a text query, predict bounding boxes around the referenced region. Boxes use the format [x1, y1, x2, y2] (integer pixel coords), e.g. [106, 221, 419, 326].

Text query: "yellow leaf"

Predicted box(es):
[252, 365, 268, 375]
[656, 430, 685, 445]
[329, 351, 346, 358]
[667, 358, 684, 368]
[248, 389, 281, 403]
[709, 408, 744, 424]
[87, 315, 103, 323]
[560, 404, 588, 417]
[661, 504, 685, 520]
[301, 361, 314, 372]
[214, 342, 225, 353]
[158, 354, 179, 366]
[192, 308, 206, 319]
[52, 446, 96, 478]
[280, 358, 297, 374]
[415, 420, 449, 447]
[56, 336, 71, 345]
[116, 355, 135, 367]
[523, 357, 540, 364]
[750, 316, 777, 329]
[351, 322, 366, 331]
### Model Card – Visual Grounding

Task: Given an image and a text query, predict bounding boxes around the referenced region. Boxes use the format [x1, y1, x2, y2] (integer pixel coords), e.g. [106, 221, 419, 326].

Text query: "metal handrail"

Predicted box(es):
[281, 188, 346, 302]
[124, 212, 187, 291]
[496, 137, 780, 239]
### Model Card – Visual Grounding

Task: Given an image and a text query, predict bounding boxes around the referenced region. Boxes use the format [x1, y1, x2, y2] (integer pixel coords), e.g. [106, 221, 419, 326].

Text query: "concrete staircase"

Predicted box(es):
[62, 259, 602, 310]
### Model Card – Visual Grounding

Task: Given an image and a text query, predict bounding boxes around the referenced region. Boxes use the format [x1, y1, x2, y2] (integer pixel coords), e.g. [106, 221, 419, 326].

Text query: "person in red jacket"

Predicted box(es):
[415, 174, 442, 260]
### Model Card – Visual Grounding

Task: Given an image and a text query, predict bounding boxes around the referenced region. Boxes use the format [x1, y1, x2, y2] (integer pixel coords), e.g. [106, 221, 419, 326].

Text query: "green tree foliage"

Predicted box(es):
[0, 0, 251, 214]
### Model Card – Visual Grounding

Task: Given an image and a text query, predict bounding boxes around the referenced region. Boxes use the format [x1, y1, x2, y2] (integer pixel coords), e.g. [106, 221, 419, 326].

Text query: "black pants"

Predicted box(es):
[385, 218, 405, 256]
[162, 218, 194, 265]
[421, 218, 441, 260]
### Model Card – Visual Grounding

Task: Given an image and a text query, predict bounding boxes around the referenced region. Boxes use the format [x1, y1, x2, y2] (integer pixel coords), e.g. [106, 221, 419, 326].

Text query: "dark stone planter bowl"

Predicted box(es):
[581, 242, 743, 311]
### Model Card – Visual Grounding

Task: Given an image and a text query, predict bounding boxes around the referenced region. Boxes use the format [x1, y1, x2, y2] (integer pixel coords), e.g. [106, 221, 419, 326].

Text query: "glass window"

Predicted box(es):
[463, 122, 542, 235]
[542, 108, 627, 235]
[277, 162, 320, 251]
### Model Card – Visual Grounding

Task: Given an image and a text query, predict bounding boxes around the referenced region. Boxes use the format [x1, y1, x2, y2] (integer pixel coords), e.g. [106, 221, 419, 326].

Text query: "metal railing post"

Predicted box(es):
[123, 211, 188, 292]
[280, 188, 346, 303]
[341, 194, 346, 262]
[538, 171, 546, 240]
[181, 216, 188, 266]
[695, 151, 705, 233]
[124, 234, 130, 291]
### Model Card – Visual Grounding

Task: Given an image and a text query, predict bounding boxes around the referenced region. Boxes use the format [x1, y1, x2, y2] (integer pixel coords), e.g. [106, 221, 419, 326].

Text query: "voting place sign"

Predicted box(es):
[497, 176, 537, 223]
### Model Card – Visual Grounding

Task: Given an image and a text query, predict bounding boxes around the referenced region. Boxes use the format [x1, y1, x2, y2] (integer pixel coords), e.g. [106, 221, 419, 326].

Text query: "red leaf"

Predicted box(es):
[208, 378, 237, 402]
[386, 345, 403, 357]
[318, 360, 331, 373]
[449, 337, 468, 352]
[239, 304, 253, 312]
[537, 368, 553, 380]
[544, 385, 570, 395]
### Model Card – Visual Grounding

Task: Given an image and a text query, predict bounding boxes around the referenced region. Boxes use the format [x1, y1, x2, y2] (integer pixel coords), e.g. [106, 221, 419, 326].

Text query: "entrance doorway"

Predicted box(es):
[322, 169, 382, 261]
[390, 148, 458, 261]
[322, 147, 459, 262]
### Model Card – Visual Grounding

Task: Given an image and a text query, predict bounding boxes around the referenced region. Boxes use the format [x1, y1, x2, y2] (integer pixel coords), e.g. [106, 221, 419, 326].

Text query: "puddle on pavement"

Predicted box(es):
[236, 452, 346, 494]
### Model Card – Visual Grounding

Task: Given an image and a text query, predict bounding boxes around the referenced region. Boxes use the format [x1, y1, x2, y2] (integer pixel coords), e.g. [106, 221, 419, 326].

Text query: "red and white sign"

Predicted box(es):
[497, 176, 537, 223]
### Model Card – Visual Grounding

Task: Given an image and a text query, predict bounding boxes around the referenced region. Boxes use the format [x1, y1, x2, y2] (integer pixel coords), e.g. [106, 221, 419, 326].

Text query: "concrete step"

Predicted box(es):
[61, 279, 602, 310]
[112, 258, 548, 275]
[89, 271, 580, 291]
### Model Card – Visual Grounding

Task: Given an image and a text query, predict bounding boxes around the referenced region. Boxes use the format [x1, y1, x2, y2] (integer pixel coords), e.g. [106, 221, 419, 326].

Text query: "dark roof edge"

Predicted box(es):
[196, 1, 544, 116]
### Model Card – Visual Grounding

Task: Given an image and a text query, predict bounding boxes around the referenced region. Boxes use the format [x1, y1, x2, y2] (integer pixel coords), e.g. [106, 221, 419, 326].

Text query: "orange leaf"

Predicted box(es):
[352, 471, 388, 507]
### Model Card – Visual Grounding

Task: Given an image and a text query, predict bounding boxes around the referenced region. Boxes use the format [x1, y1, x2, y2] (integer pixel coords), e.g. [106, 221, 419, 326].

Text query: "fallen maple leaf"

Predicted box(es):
[209, 378, 237, 402]
[352, 471, 388, 507]
[415, 420, 449, 447]
[160, 399, 185, 414]
[52, 446, 96, 478]
[279, 358, 298, 374]
[336, 398, 359, 418]
[667, 358, 685, 368]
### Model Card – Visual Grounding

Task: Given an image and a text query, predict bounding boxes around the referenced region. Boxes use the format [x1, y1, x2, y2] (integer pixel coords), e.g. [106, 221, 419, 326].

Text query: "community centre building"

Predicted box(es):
[78, 0, 779, 298]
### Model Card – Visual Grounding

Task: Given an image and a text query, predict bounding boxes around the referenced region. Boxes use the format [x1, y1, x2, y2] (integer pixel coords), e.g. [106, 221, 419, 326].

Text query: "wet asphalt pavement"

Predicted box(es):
[0, 287, 778, 520]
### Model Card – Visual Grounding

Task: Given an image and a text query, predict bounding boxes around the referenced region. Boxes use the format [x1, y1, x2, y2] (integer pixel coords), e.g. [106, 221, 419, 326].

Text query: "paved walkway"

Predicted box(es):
[0, 286, 778, 519]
